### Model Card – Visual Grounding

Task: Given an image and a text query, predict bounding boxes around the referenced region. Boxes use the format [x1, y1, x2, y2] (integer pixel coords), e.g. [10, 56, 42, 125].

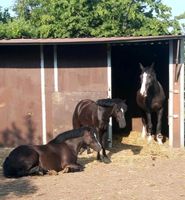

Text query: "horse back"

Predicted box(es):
[72, 99, 98, 128]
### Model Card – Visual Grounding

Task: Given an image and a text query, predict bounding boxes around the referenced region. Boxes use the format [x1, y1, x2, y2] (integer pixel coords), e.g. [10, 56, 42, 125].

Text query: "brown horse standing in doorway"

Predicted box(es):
[136, 63, 166, 144]
[3, 127, 101, 178]
[72, 98, 127, 163]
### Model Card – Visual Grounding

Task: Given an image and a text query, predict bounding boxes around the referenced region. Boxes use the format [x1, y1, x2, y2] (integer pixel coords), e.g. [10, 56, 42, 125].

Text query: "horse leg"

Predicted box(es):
[79, 143, 92, 155]
[141, 115, 147, 138]
[62, 163, 84, 173]
[97, 130, 111, 163]
[156, 108, 164, 145]
[28, 166, 48, 176]
[146, 112, 153, 142]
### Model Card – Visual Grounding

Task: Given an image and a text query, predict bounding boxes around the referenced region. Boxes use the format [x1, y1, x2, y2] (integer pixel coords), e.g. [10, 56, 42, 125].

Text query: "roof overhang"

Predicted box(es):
[0, 35, 184, 45]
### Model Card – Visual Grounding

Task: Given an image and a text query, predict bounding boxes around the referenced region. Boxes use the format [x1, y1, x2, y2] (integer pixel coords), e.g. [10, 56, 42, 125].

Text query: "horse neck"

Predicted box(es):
[49, 128, 84, 144]
[65, 137, 84, 155]
[148, 80, 160, 96]
[98, 106, 113, 122]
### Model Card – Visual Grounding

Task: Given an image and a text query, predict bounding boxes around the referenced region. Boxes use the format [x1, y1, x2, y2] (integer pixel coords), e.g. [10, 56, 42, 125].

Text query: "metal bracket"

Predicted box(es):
[169, 90, 179, 94]
[173, 89, 179, 94]
[169, 114, 179, 119]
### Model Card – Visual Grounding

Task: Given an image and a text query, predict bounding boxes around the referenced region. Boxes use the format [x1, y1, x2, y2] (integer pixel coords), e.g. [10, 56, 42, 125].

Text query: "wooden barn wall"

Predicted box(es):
[1, 41, 181, 147]
[52, 44, 108, 135]
[171, 40, 184, 147]
[0, 45, 42, 147]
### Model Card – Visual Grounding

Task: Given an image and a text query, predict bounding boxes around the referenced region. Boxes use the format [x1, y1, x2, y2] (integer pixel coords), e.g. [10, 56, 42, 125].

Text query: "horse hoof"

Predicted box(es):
[38, 171, 44, 176]
[47, 170, 58, 176]
[102, 157, 111, 164]
[62, 167, 69, 173]
[147, 135, 153, 143]
[157, 138, 163, 145]
[97, 158, 103, 162]
[156, 134, 163, 145]
[79, 167, 84, 171]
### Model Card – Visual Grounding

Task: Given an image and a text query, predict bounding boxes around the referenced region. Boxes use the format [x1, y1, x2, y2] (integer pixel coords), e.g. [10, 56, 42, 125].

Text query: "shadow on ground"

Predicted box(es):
[0, 148, 38, 199]
[0, 177, 38, 199]
[106, 133, 143, 158]
[109, 143, 143, 157]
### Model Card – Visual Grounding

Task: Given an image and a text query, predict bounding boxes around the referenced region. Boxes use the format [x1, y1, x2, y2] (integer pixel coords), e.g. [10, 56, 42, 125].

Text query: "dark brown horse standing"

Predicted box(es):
[136, 63, 166, 144]
[3, 127, 101, 178]
[72, 98, 127, 162]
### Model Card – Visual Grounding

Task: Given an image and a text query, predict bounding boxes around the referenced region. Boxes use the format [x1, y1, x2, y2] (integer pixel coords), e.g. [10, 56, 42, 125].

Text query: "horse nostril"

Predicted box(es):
[119, 120, 126, 128]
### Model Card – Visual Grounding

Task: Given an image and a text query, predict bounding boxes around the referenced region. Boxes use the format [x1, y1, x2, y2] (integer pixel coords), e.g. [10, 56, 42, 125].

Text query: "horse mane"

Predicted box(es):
[49, 127, 90, 144]
[96, 98, 127, 110]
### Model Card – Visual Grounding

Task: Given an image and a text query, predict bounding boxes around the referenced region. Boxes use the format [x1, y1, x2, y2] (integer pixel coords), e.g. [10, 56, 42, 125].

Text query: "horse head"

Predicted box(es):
[83, 127, 101, 152]
[96, 98, 127, 129]
[112, 99, 127, 129]
[96, 99, 127, 128]
[139, 62, 157, 97]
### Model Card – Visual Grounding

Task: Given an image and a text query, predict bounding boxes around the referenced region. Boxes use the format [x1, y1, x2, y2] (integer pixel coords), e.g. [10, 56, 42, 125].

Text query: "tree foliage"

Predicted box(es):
[0, 0, 181, 39]
[0, 7, 12, 38]
[175, 11, 185, 34]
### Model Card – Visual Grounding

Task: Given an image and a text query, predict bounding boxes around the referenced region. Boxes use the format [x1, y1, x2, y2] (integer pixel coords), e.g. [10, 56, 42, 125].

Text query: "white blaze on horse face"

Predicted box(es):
[140, 72, 148, 96]
[120, 108, 124, 113]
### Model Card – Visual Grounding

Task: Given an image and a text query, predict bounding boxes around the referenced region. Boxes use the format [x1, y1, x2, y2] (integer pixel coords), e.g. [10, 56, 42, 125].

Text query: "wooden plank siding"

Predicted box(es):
[0, 46, 42, 146]
[52, 44, 108, 136]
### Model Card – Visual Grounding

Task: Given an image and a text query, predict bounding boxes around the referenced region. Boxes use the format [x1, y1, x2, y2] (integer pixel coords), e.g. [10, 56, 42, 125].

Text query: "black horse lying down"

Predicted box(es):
[3, 127, 101, 178]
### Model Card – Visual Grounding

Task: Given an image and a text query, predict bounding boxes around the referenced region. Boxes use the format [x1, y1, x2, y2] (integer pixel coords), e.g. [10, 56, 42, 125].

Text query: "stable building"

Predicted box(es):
[0, 35, 184, 147]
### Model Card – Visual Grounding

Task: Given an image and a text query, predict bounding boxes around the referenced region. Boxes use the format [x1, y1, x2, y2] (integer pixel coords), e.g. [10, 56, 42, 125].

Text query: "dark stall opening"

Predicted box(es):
[111, 41, 169, 138]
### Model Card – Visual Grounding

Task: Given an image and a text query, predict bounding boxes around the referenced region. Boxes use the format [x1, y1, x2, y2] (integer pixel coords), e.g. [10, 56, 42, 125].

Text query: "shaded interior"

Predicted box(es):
[111, 41, 169, 138]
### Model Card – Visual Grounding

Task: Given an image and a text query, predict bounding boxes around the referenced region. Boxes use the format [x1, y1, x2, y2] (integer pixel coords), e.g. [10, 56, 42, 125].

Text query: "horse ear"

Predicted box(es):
[123, 99, 126, 103]
[139, 63, 144, 71]
[150, 62, 155, 70]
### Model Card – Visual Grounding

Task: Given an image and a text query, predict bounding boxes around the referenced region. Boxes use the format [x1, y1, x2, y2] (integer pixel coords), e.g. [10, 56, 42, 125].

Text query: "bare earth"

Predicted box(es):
[0, 132, 185, 200]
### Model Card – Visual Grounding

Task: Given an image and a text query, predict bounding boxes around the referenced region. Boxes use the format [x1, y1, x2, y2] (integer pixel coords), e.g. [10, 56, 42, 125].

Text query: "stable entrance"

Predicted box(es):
[111, 41, 169, 138]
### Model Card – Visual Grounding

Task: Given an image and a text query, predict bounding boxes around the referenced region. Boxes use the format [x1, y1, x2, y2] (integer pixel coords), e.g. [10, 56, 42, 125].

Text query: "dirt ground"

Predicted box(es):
[0, 132, 185, 200]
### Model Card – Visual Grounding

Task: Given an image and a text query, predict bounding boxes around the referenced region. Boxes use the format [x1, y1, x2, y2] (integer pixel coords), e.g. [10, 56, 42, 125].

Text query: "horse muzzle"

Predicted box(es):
[118, 120, 126, 129]
[91, 143, 102, 152]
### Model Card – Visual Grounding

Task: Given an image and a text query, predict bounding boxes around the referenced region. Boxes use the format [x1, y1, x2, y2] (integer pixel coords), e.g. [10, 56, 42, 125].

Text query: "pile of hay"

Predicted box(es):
[79, 131, 185, 167]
